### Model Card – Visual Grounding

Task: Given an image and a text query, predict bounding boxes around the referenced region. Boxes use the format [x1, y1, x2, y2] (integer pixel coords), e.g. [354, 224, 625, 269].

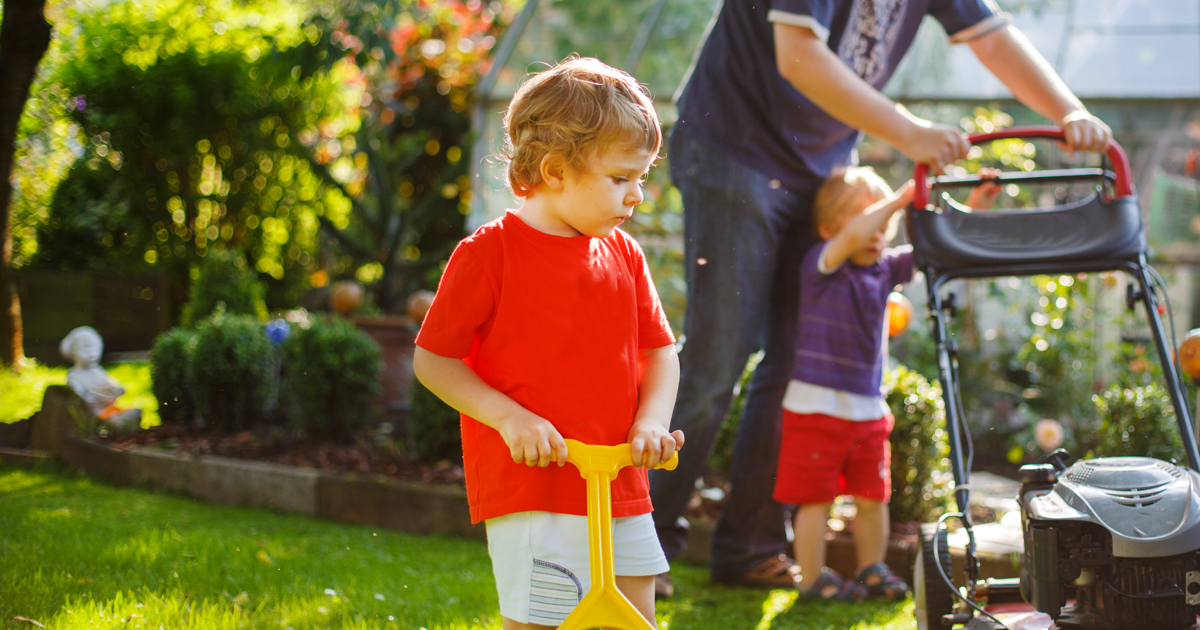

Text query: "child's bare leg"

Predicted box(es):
[615, 574, 655, 624]
[852, 497, 888, 574]
[793, 502, 833, 591]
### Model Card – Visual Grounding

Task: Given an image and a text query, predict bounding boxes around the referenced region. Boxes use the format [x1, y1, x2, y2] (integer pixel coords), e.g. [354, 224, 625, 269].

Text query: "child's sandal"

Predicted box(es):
[856, 562, 910, 600]
[800, 568, 867, 602]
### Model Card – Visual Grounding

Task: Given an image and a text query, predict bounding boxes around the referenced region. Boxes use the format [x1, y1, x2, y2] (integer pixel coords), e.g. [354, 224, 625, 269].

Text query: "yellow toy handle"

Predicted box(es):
[561, 438, 679, 477]
[557, 439, 678, 630]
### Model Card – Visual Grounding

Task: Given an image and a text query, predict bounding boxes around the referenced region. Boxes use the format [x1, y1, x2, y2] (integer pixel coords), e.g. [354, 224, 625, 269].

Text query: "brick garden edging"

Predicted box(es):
[57, 436, 485, 540]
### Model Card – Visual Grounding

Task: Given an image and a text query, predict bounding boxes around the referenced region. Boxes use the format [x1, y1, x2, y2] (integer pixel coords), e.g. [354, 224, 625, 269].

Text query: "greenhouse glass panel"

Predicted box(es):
[1061, 33, 1200, 98]
[1070, 0, 1199, 29]
[627, 0, 722, 109]
[885, 0, 1200, 101]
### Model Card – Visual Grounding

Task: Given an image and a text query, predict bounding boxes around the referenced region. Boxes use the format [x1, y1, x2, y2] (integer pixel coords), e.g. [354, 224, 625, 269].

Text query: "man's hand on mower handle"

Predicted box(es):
[900, 121, 971, 175]
[1060, 112, 1112, 155]
[495, 409, 569, 468]
[628, 421, 685, 470]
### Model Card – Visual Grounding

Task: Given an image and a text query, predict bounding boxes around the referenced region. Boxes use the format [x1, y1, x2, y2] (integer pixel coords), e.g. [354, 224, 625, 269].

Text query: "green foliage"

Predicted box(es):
[182, 249, 267, 325]
[299, 0, 516, 310]
[0, 363, 68, 424]
[190, 314, 274, 430]
[24, 0, 348, 309]
[1093, 384, 1183, 462]
[281, 316, 381, 441]
[885, 365, 953, 525]
[32, 163, 135, 271]
[150, 328, 198, 424]
[408, 376, 462, 464]
[105, 364, 162, 429]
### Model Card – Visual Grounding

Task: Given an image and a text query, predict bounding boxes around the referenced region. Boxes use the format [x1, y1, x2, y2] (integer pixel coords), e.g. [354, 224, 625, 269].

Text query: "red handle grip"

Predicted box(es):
[911, 126, 1132, 209]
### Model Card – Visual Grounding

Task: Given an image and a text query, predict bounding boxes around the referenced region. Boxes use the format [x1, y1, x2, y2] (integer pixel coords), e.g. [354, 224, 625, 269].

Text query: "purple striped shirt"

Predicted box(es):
[791, 244, 914, 396]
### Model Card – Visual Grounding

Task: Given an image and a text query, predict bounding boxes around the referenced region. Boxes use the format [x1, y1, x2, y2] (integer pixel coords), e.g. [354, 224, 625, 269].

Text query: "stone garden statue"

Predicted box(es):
[60, 326, 142, 432]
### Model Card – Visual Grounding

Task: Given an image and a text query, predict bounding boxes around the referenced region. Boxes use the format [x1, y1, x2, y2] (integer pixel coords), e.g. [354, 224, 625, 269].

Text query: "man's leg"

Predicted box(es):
[649, 131, 792, 561]
[650, 129, 818, 581]
[709, 205, 816, 580]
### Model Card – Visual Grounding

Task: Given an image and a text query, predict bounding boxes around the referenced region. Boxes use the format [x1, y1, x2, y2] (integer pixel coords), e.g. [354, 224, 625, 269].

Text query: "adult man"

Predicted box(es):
[652, 0, 1110, 594]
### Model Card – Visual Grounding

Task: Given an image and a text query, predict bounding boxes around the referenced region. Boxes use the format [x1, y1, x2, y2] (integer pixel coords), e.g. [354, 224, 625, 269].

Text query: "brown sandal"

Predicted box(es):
[714, 554, 801, 588]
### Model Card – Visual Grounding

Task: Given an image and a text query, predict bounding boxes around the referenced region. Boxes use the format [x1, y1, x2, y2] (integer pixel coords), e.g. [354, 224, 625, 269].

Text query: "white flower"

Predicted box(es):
[1035, 419, 1064, 451]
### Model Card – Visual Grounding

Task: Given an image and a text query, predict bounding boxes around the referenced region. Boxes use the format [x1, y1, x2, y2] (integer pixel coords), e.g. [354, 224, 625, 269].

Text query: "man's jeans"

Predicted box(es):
[650, 128, 819, 577]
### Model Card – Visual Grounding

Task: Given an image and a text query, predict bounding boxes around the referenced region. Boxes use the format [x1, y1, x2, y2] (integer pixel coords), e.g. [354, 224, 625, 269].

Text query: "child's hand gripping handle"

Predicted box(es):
[561, 439, 677, 478]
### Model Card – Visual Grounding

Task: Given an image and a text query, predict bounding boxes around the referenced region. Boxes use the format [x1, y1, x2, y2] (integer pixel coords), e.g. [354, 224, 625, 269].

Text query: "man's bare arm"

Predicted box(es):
[968, 24, 1111, 154]
[773, 23, 970, 172]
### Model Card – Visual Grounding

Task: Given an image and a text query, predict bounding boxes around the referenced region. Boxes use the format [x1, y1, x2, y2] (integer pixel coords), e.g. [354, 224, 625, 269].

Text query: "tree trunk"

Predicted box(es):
[0, 0, 52, 367]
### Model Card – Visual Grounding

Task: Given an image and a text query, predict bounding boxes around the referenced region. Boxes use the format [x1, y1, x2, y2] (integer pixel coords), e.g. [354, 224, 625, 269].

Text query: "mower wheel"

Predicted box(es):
[914, 522, 956, 630]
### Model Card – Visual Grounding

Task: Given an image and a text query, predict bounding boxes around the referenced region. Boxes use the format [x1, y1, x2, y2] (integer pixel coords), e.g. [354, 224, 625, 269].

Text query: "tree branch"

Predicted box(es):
[0, 0, 52, 366]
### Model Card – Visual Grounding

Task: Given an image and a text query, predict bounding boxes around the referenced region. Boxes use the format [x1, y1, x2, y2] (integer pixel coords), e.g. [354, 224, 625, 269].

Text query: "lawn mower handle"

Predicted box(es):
[911, 126, 1133, 209]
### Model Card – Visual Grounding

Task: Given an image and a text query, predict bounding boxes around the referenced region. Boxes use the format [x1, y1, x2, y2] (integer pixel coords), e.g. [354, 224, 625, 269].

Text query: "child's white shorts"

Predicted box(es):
[485, 511, 668, 626]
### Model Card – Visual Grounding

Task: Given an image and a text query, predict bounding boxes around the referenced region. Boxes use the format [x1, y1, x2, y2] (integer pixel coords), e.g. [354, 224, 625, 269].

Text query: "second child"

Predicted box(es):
[776, 167, 914, 601]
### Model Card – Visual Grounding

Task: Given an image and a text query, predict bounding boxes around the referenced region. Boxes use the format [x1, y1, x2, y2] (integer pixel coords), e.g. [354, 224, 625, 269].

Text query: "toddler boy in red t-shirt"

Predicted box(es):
[413, 57, 683, 630]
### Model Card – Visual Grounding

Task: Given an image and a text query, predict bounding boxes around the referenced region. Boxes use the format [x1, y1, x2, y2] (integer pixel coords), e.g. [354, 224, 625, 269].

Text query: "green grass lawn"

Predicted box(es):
[0, 362, 160, 427]
[0, 463, 913, 629]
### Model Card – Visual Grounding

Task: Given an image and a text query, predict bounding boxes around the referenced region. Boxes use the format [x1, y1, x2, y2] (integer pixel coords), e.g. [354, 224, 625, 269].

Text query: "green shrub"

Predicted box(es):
[150, 328, 197, 424]
[886, 365, 953, 524]
[190, 314, 273, 431]
[281, 316, 381, 442]
[1093, 384, 1183, 461]
[409, 377, 462, 464]
[182, 249, 266, 326]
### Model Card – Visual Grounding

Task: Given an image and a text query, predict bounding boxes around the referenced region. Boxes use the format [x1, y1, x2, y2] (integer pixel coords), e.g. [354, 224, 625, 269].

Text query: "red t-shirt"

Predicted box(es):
[416, 211, 676, 523]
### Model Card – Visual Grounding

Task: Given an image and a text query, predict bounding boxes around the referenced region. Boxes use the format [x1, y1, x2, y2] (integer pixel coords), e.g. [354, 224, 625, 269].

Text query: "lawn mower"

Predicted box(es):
[905, 127, 1200, 630]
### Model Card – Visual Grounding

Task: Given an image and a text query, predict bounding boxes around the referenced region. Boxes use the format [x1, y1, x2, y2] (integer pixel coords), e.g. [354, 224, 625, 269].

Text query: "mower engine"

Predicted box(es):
[1018, 457, 1200, 630]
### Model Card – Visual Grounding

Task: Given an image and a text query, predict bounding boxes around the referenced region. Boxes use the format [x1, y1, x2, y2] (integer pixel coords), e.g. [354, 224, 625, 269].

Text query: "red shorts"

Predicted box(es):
[773, 411, 893, 505]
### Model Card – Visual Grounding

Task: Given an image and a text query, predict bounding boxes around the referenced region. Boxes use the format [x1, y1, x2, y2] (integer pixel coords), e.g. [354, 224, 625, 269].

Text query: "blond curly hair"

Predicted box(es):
[502, 56, 661, 197]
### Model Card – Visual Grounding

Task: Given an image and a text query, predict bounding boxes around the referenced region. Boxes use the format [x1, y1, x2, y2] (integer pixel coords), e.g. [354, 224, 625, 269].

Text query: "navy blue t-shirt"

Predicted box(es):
[675, 0, 1007, 191]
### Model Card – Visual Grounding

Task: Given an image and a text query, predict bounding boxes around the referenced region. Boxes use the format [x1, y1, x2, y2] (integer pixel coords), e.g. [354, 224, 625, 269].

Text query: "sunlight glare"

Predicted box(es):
[755, 589, 798, 630]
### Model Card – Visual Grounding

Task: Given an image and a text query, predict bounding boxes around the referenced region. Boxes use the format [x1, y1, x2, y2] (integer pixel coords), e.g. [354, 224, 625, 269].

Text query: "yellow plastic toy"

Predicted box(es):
[558, 438, 678, 630]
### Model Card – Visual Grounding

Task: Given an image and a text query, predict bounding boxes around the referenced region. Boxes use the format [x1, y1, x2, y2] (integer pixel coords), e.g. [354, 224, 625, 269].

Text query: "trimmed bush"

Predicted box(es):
[1093, 384, 1183, 462]
[886, 365, 953, 525]
[150, 328, 197, 424]
[190, 314, 274, 431]
[183, 249, 266, 326]
[409, 377, 462, 464]
[281, 316, 381, 442]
